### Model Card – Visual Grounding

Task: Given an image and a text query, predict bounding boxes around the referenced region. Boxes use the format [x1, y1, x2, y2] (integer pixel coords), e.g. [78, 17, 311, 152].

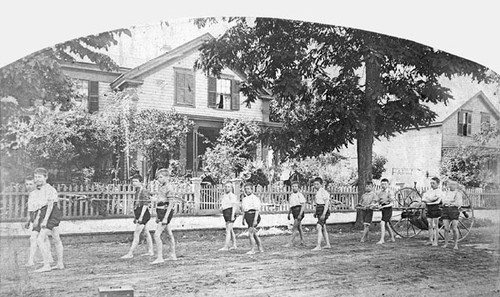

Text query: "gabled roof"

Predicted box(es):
[110, 33, 273, 99]
[425, 76, 500, 123]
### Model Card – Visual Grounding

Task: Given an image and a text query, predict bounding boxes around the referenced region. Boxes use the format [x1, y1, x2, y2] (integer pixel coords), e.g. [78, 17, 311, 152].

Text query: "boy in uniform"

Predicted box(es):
[219, 181, 239, 251]
[358, 181, 378, 243]
[241, 183, 264, 255]
[285, 181, 306, 247]
[441, 179, 462, 250]
[421, 177, 443, 246]
[376, 178, 396, 244]
[121, 174, 154, 259]
[24, 176, 53, 266]
[311, 177, 331, 251]
[151, 169, 177, 264]
[32, 168, 64, 272]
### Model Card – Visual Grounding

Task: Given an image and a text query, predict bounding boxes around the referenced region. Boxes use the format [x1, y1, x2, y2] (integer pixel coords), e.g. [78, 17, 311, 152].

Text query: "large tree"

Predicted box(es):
[194, 17, 495, 196]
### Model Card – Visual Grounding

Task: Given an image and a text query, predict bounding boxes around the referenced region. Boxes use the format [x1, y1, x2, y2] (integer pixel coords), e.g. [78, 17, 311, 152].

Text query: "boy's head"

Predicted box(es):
[365, 181, 373, 192]
[312, 177, 323, 190]
[380, 178, 389, 189]
[33, 168, 48, 186]
[25, 176, 36, 192]
[224, 181, 234, 193]
[447, 179, 458, 191]
[291, 181, 300, 193]
[244, 183, 254, 195]
[430, 177, 440, 189]
[131, 174, 143, 188]
[156, 168, 170, 184]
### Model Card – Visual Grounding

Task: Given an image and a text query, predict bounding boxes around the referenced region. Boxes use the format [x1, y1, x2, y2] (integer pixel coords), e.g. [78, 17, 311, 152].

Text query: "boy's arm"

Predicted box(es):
[33, 210, 41, 227]
[322, 195, 329, 218]
[41, 203, 53, 228]
[138, 204, 147, 222]
[25, 211, 32, 228]
[253, 197, 261, 226]
[162, 201, 174, 224]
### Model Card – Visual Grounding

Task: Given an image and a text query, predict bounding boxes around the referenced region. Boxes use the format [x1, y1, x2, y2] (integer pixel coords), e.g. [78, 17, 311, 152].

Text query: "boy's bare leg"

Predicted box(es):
[360, 224, 370, 242]
[246, 227, 257, 254]
[152, 224, 167, 264]
[219, 222, 231, 251]
[451, 220, 459, 250]
[298, 221, 305, 245]
[34, 229, 52, 272]
[26, 231, 38, 266]
[229, 224, 237, 249]
[312, 224, 323, 251]
[165, 225, 177, 260]
[255, 232, 263, 252]
[50, 227, 64, 269]
[285, 220, 299, 247]
[432, 218, 439, 246]
[425, 219, 434, 245]
[322, 225, 331, 248]
[142, 228, 154, 255]
[387, 222, 396, 242]
[442, 219, 450, 248]
[44, 235, 54, 263]
[122, 224, 145, 258]
[377, 222, 387, 244]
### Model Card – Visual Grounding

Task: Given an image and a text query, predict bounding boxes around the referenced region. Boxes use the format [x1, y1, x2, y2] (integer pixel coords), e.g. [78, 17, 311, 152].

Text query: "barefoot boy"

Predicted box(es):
[421, 177, 443, 246]
[121, 174, 154, 259]
[24, 176, 53, 267]
[152, 169, 177, 264]
[376, 178, 396, 244]
[441, 179, 462, 250]
[311, 177, 331, 251]
[32, 168, 64, 272]
[285, 181, 306, 247]
[219, 181, 239, 251]
[358, 181, 378, 243]
[241, 183, 264, 255]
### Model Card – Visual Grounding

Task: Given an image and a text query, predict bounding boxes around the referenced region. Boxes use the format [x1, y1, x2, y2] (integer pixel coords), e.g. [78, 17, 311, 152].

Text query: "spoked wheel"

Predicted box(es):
[391, 188, 424, 238]
[438, 189, 474, 242]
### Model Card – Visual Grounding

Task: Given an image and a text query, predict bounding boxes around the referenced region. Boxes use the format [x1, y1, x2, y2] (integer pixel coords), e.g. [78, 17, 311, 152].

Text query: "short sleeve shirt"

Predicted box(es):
[376, 188, 394, 207]
[315, 188, 330, 205]
[157, 183, 175, 202]
[32, 184, 58, 209]
[241, 194, 261, 212]
[442, 190, 463, 207]
[289, 192, 306, 207]
[221, 193, 239, 210]
[360, 191, 378, 207]
[422, 188, 443, 205]
[134, 187, 150, 208]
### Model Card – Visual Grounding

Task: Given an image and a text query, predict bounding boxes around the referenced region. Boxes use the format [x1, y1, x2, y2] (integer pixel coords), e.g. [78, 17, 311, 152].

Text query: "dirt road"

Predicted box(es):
[1, 225, 499, 297]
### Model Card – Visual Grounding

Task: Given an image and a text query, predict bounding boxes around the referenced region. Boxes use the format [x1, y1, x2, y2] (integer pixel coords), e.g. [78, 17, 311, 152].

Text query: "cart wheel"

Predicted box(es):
[391, 188, 423, 238]
[438, 189, 474, 242]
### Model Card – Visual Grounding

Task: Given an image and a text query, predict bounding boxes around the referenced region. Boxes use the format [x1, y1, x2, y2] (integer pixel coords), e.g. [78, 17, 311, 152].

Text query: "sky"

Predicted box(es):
[0, 1, 499, 73]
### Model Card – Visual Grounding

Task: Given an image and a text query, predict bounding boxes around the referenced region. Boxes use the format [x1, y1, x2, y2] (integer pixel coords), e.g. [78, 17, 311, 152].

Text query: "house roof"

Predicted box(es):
[425, 75, 500, 123]
[110, 33, 273, 100]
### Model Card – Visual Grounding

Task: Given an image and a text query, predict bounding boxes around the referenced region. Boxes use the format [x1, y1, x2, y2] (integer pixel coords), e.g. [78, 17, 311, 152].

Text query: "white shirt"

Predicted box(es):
[221, 193, 239, 210]
[241, 194, 261, 212]
[32, 184, 58, 209]
[157, 183, 175, 202]
[289, 192, 306, 207]
[421, 188, 443, 205]
[376, 188, 394, 208]
[442, 190, 463, 207]
[315, 188, 330, 205]
[27, 191, 37, 212]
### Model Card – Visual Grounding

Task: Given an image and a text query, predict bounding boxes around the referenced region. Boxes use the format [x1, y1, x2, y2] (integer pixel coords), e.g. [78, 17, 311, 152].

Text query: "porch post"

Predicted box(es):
[192, 177, 202, 215]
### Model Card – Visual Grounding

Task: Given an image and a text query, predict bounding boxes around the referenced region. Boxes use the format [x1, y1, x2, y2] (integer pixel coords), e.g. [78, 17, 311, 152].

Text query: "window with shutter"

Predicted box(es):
[231, 79, 240, 110]
[208, 77, 240, 111]
[481, 113, 491, 132]
[207, 77, 217, 108]
[88, 81, 99, 113]
[457, 111, 472, 136]
[175, 70, 195, 106]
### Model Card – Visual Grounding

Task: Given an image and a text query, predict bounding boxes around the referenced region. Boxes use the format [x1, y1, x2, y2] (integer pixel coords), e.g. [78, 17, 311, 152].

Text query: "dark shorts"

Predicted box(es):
[426, 204, 442, 219]
[244, 210, 261, 227]
[223, 207, 235, 223]
[133, 206, 151, 225]
[29, 211, 38, 223]
[381, 207, 392, 222]
[315, 205, 330, 226]
[361, 209, 373, 225]
[441, 206, 459, 220]
[34, 204, 62, 232]
[291, 205, 304, 220]
[156, 202, 174, 225]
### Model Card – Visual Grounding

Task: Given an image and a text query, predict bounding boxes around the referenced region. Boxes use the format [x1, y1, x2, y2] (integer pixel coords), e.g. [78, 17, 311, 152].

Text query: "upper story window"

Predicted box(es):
[74, 79, 99, 113]
[480, 112, 491, 132]
[207, 77, 240, 110]
[175, 69, 195, 107]
[457, 110, 472, 136]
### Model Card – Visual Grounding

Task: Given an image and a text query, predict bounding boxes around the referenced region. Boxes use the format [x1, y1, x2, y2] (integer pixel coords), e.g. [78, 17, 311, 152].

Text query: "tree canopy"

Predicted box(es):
[194, 17, 496, 192]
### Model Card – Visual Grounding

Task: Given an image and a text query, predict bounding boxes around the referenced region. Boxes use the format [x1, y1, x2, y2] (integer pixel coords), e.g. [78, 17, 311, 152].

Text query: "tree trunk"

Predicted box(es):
[354, 47, 381, 228]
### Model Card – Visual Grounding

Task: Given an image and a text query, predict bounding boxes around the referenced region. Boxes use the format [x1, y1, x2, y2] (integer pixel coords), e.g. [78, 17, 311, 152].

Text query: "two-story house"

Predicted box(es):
[338, 76, 500, 187]
[62, 33, 279, 178]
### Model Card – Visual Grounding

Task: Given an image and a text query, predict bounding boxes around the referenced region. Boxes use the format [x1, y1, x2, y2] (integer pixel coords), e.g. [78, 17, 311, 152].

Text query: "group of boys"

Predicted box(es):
[24, 168, 64, 272]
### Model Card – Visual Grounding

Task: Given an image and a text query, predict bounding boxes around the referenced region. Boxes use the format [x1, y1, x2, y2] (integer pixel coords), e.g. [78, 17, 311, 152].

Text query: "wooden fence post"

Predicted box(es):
[192, 177, 202, 215]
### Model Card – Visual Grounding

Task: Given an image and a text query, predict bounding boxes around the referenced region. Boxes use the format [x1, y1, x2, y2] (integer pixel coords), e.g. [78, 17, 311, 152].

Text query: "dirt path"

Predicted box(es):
[1, 226, 499, 297]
